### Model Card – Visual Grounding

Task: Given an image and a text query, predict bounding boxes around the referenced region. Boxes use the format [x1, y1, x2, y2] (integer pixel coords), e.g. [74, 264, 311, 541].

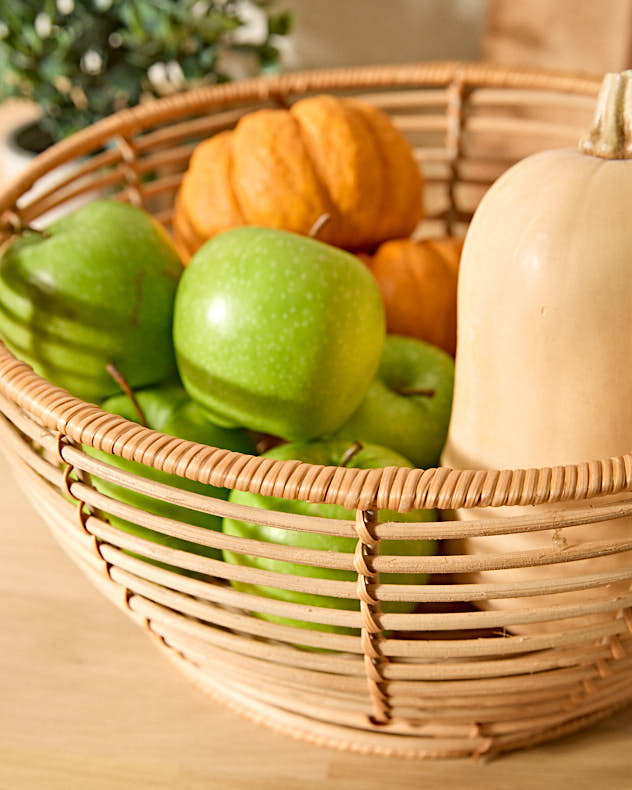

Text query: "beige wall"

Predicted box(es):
[484, 0, 632, 75]
[281, 0, 485, 69]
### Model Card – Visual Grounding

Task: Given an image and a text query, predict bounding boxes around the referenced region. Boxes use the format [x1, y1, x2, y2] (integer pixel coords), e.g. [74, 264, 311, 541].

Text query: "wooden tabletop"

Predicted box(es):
[1, 447, 632, 790]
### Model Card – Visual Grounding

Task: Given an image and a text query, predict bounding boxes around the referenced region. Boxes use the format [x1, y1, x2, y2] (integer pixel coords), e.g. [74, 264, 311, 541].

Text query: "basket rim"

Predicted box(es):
[0, 60, 601, 217]
[0, 60, 618, 514]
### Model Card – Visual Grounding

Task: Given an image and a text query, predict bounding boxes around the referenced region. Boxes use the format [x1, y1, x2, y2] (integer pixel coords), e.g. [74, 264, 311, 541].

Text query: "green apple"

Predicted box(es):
[0, 200, 182, 403]
[173, 227, 385, 440]
[84, 380, 256, 574]
[222, 440, 436, 635]
[331, 335, 454, 468]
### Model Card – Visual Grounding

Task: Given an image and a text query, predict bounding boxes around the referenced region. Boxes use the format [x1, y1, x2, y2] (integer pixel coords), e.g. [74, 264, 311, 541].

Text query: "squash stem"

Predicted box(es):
[580, 70, 632, 159]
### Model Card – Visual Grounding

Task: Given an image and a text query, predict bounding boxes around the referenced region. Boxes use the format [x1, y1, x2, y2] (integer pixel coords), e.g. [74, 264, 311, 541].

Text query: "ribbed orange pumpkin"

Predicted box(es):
[174, 95, 424, 261]
[368, 237, 462, 355]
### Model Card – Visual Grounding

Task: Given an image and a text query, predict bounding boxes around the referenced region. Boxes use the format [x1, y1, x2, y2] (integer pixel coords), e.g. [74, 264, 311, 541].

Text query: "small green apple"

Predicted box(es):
[0, 200, 182, 403]
[222, 440, 436, 635]
[173, 227, 386, 440]
[331, 335, 454, 468]
[84, 380, 255, 574]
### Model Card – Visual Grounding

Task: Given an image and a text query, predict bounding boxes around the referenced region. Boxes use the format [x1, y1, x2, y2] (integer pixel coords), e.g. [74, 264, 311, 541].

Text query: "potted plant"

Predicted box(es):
[0, 0, 291, 178]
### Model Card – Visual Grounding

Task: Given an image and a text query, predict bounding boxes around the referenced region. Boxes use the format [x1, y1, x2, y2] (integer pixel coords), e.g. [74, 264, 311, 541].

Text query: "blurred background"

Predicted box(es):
[280, 0, 484, 69]
[1, 0, 630, 175]
[284, 0, 632, 74]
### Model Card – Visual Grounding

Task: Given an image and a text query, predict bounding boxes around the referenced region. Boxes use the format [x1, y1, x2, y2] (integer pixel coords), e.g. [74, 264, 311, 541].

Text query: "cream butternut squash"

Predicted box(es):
[441, 71, 632, 632]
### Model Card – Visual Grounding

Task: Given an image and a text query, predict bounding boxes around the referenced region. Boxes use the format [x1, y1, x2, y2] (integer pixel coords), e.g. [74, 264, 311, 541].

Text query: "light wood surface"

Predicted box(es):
[2, 448, 632, 789]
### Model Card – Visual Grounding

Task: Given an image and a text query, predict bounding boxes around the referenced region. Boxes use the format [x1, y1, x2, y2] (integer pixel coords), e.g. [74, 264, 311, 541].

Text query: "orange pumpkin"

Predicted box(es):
[368, 237, 462, 356]
[174, 95, 424, 261]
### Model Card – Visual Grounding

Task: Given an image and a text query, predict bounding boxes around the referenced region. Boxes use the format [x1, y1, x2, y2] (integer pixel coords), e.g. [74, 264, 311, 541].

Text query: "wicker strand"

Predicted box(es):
[566, 618, 632, 718]
[0, 209, 23, 239]
[471, 733, 495, 763]
[53, 431, 148, 620]
[354, 509, 392, 726]
[114, 135, 143, 208]
[444, 73, 467, 236]
[5, 341, 632, 511]
[55, 432, 93, 537]
[585, 631, 629, 690]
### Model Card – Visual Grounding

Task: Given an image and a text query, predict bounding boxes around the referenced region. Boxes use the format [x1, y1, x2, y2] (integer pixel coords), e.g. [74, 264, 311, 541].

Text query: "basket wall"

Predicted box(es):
[1, 62, 631, 761]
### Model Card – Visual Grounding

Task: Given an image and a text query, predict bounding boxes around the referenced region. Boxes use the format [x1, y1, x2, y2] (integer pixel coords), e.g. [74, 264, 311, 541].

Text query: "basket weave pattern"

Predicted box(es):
[2, 62, 631, 760]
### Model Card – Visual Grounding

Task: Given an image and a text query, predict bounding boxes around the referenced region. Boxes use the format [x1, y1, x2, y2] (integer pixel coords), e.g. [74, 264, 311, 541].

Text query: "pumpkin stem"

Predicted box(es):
[105, 362, 148, 427]
[308, 213, 331, 239]
[580, 70, 632, 159]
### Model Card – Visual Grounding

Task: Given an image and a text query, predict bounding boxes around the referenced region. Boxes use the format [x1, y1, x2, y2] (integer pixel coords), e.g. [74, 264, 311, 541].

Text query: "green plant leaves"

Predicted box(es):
[0, 0, 291, 143]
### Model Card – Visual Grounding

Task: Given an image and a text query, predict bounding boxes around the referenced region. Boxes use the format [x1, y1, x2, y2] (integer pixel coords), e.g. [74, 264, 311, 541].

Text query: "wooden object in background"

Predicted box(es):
[484, 0, 632, 74]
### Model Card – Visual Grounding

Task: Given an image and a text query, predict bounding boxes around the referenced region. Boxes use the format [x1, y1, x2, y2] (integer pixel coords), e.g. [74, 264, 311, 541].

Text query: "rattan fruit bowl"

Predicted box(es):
[2, 61, 631, 761]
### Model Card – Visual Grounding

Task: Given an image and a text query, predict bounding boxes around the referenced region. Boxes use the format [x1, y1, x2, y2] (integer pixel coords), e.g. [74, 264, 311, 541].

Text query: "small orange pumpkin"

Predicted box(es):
[174, 95, 424, 261]
[368, 237, 462, 356]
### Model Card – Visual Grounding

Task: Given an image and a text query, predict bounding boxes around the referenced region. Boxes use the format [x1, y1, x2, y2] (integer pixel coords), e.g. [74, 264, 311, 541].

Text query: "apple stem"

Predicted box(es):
[340, 440, 364, 467]
[253, 432, 286, 454]
[105, 362, 148, 427]
[308, 213, 331, 239]
[396, 386, 436, 397]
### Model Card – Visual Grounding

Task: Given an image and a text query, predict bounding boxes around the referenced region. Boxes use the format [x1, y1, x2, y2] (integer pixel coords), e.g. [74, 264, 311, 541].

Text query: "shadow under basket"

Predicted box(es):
[2, 62, 631, 761]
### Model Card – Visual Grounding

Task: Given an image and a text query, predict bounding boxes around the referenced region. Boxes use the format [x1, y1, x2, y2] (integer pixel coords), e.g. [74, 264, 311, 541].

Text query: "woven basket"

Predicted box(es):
[2, 62, 630, 761]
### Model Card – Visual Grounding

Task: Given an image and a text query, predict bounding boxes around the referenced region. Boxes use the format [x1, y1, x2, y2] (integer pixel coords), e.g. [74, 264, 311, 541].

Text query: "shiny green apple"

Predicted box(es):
[332, 335, 454, 468]
[0, 200, 182, 403]
[173, 227, 385, 440]
[85, 380, 255, 574]
[222, 440, 436, 634]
